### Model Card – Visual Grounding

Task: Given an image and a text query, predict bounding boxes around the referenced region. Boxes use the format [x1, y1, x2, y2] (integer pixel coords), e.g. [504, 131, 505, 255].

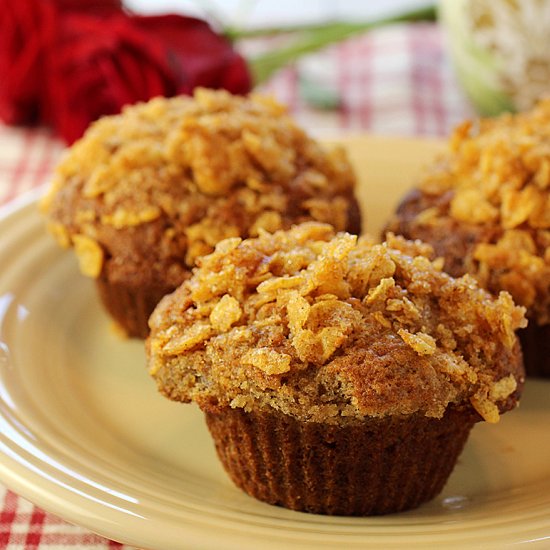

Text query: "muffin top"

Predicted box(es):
[41, 89, 359, 283]
[148, 223, 526, 426]
[389, 100, 550, 324]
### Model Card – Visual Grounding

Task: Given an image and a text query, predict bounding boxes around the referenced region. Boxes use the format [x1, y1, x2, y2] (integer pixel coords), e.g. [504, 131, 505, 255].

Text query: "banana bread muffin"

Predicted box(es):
[41, 89, 361, 338]
[386, 100, 550, 376]
[147, 222, 525, 516]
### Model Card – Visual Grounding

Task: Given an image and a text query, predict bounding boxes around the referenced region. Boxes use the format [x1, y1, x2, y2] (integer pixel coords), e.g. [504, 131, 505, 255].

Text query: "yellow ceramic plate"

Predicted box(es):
[0, 136, 549, 550]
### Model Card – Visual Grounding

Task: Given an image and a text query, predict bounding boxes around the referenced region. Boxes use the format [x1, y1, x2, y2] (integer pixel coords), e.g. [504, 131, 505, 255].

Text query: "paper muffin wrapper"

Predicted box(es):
[95, 275, 176, 339]
[518, 323, 550, 378]
[204, 406, 477, 516]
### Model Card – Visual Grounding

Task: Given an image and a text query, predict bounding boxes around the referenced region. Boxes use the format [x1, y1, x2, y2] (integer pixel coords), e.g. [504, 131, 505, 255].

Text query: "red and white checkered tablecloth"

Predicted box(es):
[0, 22, 471, 550]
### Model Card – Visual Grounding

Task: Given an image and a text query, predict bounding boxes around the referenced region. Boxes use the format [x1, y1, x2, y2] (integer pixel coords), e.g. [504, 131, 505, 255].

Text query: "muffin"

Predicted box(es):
[386, 100, 550, 376]
[41, 89, 361, 338]
[147, 222, 525, 516]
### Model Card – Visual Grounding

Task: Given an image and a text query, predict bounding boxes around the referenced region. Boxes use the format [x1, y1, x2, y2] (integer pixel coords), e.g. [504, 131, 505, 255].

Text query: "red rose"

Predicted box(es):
[0, 1, 251, 143]
[131, 15, 251, 96]
[0, 0, 122, 125]
[54, 0, 122, 12]
[0, 0, 54, 124]
[47, 13, 251, 143]
[45, 13, 177, 143]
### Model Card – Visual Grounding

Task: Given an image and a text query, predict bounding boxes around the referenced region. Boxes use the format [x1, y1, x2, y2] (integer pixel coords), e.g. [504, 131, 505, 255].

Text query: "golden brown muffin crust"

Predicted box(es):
[42, 88, 360, 282]
[387, 100, 550, 325]
[147, 223, 526, 425]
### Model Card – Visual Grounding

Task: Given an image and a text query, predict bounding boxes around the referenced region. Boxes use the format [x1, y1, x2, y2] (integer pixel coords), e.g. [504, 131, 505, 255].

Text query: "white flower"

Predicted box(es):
[441, 0, 550, 113]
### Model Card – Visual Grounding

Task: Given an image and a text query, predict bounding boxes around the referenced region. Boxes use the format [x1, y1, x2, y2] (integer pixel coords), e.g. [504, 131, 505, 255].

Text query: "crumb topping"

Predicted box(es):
[147, 223, 526, 425]
[41, 89, 358, 279]
[408, 100, 550, 324]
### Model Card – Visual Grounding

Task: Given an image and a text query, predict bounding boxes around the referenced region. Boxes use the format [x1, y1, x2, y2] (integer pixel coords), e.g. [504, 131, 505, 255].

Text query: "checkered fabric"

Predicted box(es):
[0, 493, 123, 549]
[258, 23, 472, 137]
[0, 23, 471, 549]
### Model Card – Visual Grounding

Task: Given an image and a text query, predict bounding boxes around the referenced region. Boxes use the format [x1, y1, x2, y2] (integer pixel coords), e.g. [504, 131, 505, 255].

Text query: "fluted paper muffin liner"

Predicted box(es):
[204, 406, 477, 516]
[96, 275, 176, 339]
[518, 324, 550, 378]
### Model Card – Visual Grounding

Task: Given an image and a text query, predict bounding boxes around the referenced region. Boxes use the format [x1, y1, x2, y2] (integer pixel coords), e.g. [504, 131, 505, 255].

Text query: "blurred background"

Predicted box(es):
[3, 0, 549, 145]
[0, 0, 451, 140]
[126, 0, 433, 24]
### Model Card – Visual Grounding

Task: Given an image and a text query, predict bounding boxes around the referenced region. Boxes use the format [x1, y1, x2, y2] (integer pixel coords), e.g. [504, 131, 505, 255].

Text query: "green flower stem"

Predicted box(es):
[230, 5, 436, 85]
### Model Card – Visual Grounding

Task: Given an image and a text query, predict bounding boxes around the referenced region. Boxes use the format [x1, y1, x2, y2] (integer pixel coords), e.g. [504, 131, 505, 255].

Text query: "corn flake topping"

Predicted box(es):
[412, 100, 550, 324]
[42, 89, 358, 278]
[148, 223, 525, 424]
